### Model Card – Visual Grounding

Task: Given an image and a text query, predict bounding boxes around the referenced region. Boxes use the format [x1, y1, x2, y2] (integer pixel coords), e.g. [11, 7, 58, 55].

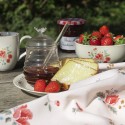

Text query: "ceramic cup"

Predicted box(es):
[0, 32, 31, 71]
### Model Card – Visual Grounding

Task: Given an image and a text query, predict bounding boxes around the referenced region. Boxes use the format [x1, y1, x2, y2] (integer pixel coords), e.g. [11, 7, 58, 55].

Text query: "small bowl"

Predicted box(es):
[75, 40, 125, 63]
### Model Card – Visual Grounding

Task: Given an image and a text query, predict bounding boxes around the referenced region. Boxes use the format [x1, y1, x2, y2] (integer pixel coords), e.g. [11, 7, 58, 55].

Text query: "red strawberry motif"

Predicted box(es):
[99, 25, 109, 36]
[8, 54, 12, 59]
[45, 81, 60, 93]
[101, 37, 113, 46]
[6, 58, 10, 63]
[34, 79, 46, 92]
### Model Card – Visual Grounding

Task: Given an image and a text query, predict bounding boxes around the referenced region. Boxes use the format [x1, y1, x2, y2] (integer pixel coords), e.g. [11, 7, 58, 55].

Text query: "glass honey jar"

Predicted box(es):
[23, 28, 60, 85]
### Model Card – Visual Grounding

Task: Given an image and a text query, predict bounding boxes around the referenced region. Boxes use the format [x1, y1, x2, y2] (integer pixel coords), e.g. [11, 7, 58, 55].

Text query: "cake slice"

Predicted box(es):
[51, 60, 98, 85]
[61, 57, 96, 65]
[73, 60, 98, 71]
[61, 57, 98, 70]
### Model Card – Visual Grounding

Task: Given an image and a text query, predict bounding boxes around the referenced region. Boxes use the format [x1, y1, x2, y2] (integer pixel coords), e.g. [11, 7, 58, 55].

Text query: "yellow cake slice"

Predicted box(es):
[72, 60, 98, 71]
[61, 57, 98, 70]
[61, 57, 96, 66]
[51, 60, 98, 85]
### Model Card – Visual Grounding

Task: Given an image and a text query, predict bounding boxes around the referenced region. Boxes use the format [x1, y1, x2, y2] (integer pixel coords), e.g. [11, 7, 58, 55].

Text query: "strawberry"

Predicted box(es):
[104, 32, 113, 38]
[78, 34, 84, 43]
[101, 37, 113, 46]
[99, 25, 109, 36]
[114, 35, 125, 45]
[34, 79, 46, 92]
[114, 35, 123, 41]
[91, 31, 102, 39]
[89, 37, 101, 45]
[78, 33, 90, 45]
[45, 81, 60, 93]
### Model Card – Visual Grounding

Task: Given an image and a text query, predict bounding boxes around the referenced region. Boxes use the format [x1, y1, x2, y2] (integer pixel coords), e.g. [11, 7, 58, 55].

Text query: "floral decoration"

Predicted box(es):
[55, 100, 60, 106]
[105, 95, 119, 105]
[13, 105, 33, 125]
[97, 88, 119, 114]
[0, 47, 13, 65]
[88, 48, 111, 63]
[72, 102, 83, 113]
[0, 104, 33, 125]
[44, 97, 61, 111]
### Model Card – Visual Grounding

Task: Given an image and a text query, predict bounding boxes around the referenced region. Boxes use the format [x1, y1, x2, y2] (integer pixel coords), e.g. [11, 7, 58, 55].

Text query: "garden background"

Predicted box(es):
[0, 0, 125, 47]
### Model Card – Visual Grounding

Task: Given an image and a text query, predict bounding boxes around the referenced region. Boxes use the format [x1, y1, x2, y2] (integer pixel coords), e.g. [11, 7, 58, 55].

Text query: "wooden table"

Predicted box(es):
[0, 50, 76, 110]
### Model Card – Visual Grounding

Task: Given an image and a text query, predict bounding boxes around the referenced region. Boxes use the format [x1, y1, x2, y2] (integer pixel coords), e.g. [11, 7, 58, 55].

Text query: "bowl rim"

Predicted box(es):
[75, 39, 125, 47]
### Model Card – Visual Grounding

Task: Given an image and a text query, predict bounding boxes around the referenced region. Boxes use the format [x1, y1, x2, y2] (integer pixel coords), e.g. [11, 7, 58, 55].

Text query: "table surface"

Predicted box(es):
[0, 50, 77, 110]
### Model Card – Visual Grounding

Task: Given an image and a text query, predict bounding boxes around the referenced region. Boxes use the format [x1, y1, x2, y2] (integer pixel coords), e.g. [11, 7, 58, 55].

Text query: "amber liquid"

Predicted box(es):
[23, 66, 59, 85]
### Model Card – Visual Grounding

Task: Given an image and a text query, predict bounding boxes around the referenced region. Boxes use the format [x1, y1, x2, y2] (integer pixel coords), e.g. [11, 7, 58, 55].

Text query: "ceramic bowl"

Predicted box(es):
[75, 40, 125, 63]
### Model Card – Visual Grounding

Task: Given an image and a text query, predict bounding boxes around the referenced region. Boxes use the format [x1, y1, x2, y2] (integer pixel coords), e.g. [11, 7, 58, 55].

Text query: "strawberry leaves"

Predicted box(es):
[114, 35, 125, 45]
[77, 25, 125, 46]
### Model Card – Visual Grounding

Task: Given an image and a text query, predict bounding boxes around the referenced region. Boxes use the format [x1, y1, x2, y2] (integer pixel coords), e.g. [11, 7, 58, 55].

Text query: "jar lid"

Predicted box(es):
[26, 27, 54, 47]
[57, 18, 86, 25]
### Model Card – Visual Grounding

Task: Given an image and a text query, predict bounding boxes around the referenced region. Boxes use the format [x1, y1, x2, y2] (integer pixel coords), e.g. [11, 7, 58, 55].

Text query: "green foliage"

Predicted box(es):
[0, 0, 125, 47]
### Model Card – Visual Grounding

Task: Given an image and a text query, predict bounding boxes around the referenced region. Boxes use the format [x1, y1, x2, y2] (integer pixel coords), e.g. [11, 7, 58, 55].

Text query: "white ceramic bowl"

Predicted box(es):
[75, 40, 125, 63]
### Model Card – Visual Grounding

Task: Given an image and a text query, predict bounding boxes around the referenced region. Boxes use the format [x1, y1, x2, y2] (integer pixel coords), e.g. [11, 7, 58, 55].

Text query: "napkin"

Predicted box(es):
[99, 62, 125, 71]
[1, 69, 125, 125]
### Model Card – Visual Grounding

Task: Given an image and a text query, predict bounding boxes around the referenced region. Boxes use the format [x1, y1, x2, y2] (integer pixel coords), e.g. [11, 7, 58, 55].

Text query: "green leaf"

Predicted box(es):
[5, 117, 11, 122]
[48, 104, 51, 112]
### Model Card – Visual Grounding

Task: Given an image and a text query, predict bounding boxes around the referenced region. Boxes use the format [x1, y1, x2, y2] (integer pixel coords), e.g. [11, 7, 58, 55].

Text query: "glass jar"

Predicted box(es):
[23, 30, 60, 85]
[57, 18, 86, 53]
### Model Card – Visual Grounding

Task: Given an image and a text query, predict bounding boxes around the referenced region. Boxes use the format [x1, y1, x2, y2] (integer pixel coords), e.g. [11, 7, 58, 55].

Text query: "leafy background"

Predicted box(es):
[0, 0, 125, 47]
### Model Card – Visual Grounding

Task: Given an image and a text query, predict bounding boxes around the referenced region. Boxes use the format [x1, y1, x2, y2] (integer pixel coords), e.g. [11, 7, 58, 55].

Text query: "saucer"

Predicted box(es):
[13, 74, 47, 96]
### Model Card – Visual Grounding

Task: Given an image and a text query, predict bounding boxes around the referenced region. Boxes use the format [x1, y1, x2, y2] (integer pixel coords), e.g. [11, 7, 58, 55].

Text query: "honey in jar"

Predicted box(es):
[23, 28, 60, 85]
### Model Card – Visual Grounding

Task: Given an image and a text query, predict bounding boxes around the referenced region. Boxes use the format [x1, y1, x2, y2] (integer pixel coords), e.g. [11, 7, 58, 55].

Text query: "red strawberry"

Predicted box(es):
[99, 25, 109, 36]
[91, 31, 102, 39]
[78, 34, 84, 43]
[34, 79, 46, 92]
[104, 32, 113, 38]
[89, 37, 101, 45]
[101, 37, 113, 46]
[114, 35, 125, 45]
[114, 35, 124, 41]
[45, 81, 60, 93]
[78, 33, 90, 45]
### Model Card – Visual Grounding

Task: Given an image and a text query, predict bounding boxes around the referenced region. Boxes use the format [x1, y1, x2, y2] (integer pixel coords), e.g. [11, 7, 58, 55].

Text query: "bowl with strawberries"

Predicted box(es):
[75, 25, 125, 63]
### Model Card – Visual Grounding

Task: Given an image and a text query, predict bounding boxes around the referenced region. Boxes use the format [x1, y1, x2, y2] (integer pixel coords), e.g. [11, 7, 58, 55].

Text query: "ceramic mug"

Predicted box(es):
[0, 32, 31, 71]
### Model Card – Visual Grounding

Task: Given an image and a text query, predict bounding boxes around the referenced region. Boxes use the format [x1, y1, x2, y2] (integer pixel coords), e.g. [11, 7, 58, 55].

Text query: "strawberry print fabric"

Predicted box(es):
[1, 69, 125, 125]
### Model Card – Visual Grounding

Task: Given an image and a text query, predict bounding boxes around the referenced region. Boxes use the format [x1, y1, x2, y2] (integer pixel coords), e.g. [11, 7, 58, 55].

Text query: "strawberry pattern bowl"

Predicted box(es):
[75, 25, 125, 63]
[75, 41, 125, 63]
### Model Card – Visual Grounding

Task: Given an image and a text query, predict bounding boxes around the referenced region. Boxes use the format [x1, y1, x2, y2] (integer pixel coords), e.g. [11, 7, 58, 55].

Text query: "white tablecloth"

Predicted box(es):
[1, 69, 125, 125]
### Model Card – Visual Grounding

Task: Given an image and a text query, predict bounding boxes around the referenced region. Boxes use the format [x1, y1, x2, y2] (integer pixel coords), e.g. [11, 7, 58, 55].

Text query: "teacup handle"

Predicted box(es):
[18, 35, 32, 60]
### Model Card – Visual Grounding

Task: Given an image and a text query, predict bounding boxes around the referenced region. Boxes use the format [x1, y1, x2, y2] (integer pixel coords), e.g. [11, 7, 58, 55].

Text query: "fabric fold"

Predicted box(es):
[1, 69, 125, 125]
